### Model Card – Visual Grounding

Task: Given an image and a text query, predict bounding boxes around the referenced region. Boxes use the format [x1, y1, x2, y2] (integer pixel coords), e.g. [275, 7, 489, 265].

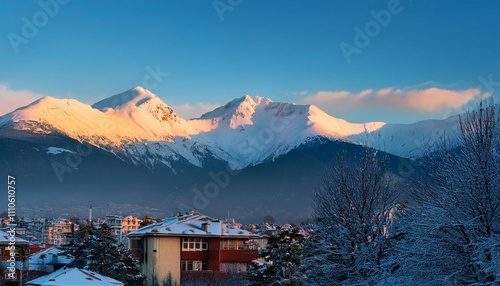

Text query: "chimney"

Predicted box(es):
[202, 223, 209, 232]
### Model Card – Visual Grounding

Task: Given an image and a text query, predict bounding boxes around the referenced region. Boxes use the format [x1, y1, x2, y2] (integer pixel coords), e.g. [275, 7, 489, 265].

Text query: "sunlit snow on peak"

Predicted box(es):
[92, 86, 158, 111]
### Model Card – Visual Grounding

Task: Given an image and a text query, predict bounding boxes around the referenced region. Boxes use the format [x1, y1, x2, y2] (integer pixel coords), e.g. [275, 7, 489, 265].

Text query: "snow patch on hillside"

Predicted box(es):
[47, 147, 76, 155]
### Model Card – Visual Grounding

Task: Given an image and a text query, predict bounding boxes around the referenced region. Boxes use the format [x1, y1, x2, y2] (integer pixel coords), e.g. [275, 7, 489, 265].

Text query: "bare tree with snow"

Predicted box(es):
[394, 100, 500, 285]
[301, 147, 403, 285]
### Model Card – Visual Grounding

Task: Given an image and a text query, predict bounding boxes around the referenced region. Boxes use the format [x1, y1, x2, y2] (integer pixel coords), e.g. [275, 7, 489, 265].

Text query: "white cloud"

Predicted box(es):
[172, 102, 220, 119]
[300, 87, 489, 122]
[0, 84, 45, 116]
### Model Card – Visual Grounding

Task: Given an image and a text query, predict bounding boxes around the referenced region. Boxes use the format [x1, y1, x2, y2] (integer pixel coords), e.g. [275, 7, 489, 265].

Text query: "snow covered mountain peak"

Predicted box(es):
[92, 86, 157, 110]
[200, 95, 252, 118]
[1, 95, 98, 126]
[92, 86, 182, 124]
[22, 96, 85, 111]
[196, 94, 260, 129]
[253, 96, 272, 105]
[198, 95, 273, 120]
[187, 96, 390, 167]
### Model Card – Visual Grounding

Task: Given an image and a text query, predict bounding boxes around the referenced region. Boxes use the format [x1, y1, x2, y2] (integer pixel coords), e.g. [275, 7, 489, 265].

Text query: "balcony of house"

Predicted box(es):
[219, 238, 259, 262]
[181, 260, 215, 284]
[181, 237, 210, 260]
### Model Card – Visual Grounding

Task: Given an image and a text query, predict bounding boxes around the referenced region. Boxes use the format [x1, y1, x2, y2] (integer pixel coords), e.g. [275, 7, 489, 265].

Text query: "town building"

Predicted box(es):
[42, 219, 78, 246]
[104, 215, 142, 239]
[128, 212, 264, 285]
[29, 246, 74, 272]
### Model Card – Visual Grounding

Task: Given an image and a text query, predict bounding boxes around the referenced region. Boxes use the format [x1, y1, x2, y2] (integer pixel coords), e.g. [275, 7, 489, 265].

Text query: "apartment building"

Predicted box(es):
[128, 212, 264, 285]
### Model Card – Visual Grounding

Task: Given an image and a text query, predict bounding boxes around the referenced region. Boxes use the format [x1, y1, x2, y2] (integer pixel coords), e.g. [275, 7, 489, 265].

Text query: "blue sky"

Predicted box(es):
[0, 0, 499, 123]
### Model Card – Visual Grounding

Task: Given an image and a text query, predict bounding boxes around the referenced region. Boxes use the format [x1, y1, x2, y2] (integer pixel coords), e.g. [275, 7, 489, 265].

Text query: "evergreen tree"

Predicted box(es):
[248, 226, 304, 286]
[66, 222, 95, 269]
[66, 222, 145, 286]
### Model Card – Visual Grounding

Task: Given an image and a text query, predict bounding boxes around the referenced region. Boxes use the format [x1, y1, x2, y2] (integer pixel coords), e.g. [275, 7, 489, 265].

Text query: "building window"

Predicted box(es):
[221, 239, 234, 250]
[221, 239, 251, 250]
[182, 238, 208, 251]
[182, 261, 208, 271]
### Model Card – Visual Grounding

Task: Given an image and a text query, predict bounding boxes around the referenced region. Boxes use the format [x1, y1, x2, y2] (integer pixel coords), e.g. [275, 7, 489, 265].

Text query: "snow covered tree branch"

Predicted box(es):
[394, 100, 500, 285]
[301, 147, 404, 285]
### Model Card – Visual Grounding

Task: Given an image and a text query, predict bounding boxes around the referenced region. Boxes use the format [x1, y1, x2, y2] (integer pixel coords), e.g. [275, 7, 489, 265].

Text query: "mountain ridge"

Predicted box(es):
[0, 86, 460, 170]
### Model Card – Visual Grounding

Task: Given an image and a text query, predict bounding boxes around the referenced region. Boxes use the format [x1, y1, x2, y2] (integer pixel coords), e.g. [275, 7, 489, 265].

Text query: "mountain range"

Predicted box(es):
[0, 87, 459, 222]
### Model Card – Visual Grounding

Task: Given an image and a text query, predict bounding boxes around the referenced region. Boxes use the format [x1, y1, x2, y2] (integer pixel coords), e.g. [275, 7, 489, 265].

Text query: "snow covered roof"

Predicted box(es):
[45, 218, 74, 225]
[29, 247, 74, 267]
[25, 267, 124, 286]
[0, 230, 29, 244]
[128, 212, 262, 238]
